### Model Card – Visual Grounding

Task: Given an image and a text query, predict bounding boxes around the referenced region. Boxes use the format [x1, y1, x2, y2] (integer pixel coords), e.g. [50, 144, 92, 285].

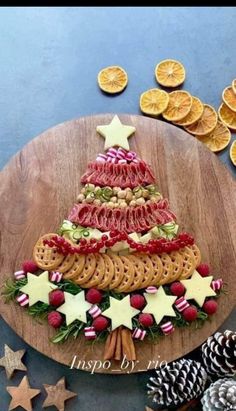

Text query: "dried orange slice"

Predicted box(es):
[196, 121, 231, 152]
[222, 86, 236, 112]
[97, 66, 128, 94]
[230, 140, 236, 166]
[185, 104, 217, 135]
[232, 79, 236, 94]
[218, 103, 236, 131]
[174, 96, 204, 126]
[139, 88, 169, 116]
[162, 91, 192, 122]
[155, 59, 185, 87]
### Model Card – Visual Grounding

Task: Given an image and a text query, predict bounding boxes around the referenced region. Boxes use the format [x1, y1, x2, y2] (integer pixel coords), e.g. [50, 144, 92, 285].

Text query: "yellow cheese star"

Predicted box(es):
[181, 270, 216, 307]
[96, 115, 136, 150]
[57, 291, 92, 325]
[103, 296, 140, 330]
[143, 286, 177, 325]
[20, 271, 57, 306]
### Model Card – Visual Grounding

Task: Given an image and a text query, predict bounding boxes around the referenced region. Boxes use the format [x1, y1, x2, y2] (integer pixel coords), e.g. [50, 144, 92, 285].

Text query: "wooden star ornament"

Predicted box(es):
[43, 377, 77, 411]
[6, 375, 40, 411]
[0, 344, 27, 379]
[97, 115, 136, 150]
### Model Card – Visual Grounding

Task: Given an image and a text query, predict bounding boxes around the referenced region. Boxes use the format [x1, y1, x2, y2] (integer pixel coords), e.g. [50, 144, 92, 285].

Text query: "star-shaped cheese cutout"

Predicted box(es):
[57, 291, 92, 325]
[20, 271, 57, 306]
[0, 344, 27, 379]
[103, 296, 140, 330]
[143, 286, 177, 325]
[96, 115, 136, 150]
[180, 270, 216, 307]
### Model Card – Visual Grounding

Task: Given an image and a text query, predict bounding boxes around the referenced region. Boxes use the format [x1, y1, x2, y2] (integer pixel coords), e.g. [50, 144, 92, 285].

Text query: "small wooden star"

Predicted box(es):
[6, 375, 40, 411]
[43, 377, 77, 411]
[0, 344, 27, 379]
[145, 407, 154, 411]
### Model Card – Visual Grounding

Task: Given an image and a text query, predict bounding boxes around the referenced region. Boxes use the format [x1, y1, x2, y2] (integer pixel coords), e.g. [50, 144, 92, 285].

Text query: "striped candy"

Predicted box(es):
[50, 271, 63, 283]
[161, 321, 174, 335]
[211, 279, 223, 291]
[96, 149, 139, 164]
[96, 153, 107, 162]
[84, 326, 96, 340]
[14, 270, 26, 280]
[145, 286, 158, 294]
[117, 148, 126, 159]
[107, 148, 117, 158]
[132, 328, 146, 340]
[88, 305, 102, 319]
[118, 159, 127, 164]
[175, 296, 190, 312]
[16, 293, 29, 307]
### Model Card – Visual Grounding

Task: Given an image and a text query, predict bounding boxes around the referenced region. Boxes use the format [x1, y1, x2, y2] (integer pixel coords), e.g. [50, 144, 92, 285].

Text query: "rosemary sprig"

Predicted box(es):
[51, 320, 84, 344]
[58, 280, 82, 295]
[27, 302, 51, 319]
[1, 278, 27, 302]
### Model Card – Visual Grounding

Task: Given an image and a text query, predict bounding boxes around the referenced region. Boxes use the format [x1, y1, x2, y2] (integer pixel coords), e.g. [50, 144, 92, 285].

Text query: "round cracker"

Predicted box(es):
[81, 253, 105, 288]
[56, 254, 75, 273]
[33, 233, 64, 270]
[75, 253, 97, 285]
[179, 246, 195, 279]
[63, 254, 86, 280]
[114, 256, 135, 293]
[159, 253, 173, 285]
[149, 254, 163, 286]
[166, 251, 183, 283]
[125, 254, 144, 292]
[108, 253, 125, 290]
[189, 244, 201, 266]
[134, 253, 154, 289]
[97, 254, 114, 290]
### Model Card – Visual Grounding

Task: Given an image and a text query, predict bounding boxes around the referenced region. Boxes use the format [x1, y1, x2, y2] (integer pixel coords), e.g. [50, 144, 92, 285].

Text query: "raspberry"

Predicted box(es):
[130, 294, 145, 310]
[203, 299, 218, 315]
[22, 260, 38, 273]
[48, 311, 63, 328]
[86, 289, 103, 304]
[197, 263, 210, 277]
[49, 290, 65, 307]
[92, 316, 109, 331]
[170, 282, 185, 297]
[182, 306, 198, 322]
[139, 313, 154, 327]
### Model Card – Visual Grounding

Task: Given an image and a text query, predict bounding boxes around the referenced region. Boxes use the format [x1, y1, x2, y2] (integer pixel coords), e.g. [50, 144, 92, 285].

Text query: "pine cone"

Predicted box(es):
[201, 330, 236, 377]
[147, 358, 207, 407]
[201, 378, 236, 410]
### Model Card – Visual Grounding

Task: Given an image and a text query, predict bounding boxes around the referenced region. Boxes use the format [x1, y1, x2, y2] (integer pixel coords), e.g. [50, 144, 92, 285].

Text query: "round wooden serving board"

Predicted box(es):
[0, 114, 235, 374]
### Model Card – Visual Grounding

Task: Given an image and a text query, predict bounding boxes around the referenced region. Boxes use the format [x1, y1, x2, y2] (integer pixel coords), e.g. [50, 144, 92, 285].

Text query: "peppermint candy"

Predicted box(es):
[96, 148, 139, 164]
[117, 147, 126, 159]
[161, 321, 174, 335]
[211, 278, 223, 291]
[14, 270, 26, 280]
[16, 293, 29, 307]
[96, 153, 107, 162]
[88, 305, 102, 319]
[132, 328, 146, 340]
[50, 271, 63, 283]
[145, 286, 158, 294]
[107, 148, 117, 158]
[175, 296, 190, 312]
[118, 159, 127, 164]
[84, 326, 96, 340]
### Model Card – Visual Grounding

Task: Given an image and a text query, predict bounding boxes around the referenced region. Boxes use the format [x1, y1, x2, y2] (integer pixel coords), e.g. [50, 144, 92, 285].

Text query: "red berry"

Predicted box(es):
[101, 234, 108, 242]
[130, 294, 146, 310]
[22, 260, 38, 273]
[49, 290, 65, 307]
[92, 316, 109, 331]
[203, 299, 218, 315]
[86, 289, 103, 304]
[170, 282, 185, 297]
[48, 311, 63, 328]
[197, 263, 210, 277]
[139, 313, 154, 327]
[182, 306, 198, 322]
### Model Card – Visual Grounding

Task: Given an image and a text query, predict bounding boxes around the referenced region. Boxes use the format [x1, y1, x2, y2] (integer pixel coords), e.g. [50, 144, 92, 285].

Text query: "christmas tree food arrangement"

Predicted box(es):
[3, 115, 224, 361]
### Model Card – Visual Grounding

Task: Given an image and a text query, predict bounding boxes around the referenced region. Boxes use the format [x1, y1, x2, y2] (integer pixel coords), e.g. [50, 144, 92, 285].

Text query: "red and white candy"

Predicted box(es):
[14, 270, 26, 280]
[211, 279, 223, 291]
[84, 326, 96, 340]
[132, 328, 146, 340]
[50, 271, 63, 283]
[16, 293, 29, 307]
[89, 305, 102, 319]
[96, 153, 107, 162]
[161, 321, 174, 335]
[96, 148, 139, 164]
[175, 296, 190, 312]
[117, 148, 126, 159]
[145, 286, 158, 294]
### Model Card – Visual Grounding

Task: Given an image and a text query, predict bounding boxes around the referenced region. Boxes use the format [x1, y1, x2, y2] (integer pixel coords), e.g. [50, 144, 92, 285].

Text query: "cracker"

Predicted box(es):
[114, 256, 135, 293]
[33, 233, 64, 270]
[179, 246, 196, 279]
[189, 244, 201, 266]
[149, 254, 163, 286]
[159, 253, 173, 284]
[108, 253, 125, 290]
[63, 254, 86, 280]
[56, 254, 76, 273]
[125, 255, 144, 292]
[98, 254, 115, 290]
[75, 253, 97, 285]
[134, 253, 154, 289]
